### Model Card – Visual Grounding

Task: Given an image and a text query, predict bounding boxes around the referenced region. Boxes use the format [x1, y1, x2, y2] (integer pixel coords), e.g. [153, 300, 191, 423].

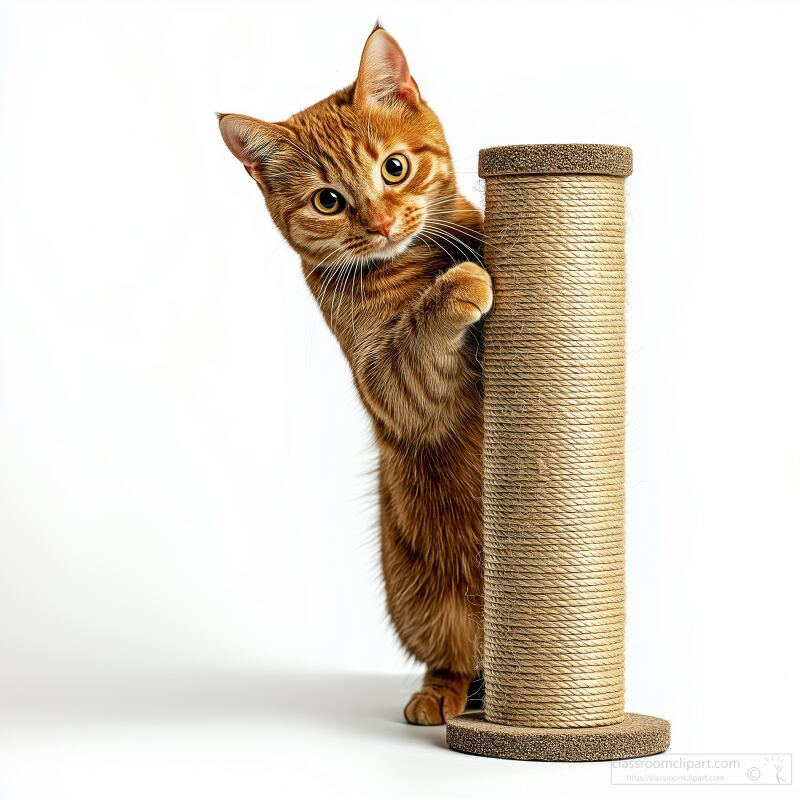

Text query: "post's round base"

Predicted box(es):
[446, 711, 670, 762]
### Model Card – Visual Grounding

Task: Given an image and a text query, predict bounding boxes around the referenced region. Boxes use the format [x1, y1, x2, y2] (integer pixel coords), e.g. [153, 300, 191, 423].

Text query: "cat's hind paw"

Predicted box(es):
[403, 685, 467, 725]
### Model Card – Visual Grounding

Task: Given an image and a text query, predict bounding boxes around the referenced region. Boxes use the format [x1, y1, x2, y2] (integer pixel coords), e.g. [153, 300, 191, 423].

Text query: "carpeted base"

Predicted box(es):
[446, 711, 670, 762]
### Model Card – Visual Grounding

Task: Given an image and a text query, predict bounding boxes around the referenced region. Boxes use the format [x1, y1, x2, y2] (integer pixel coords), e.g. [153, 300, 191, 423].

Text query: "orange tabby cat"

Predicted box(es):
[219, 25, 490, 724]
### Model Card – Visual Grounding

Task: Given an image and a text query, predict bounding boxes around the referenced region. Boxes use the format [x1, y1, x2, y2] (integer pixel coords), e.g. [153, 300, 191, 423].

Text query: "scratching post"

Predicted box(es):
[446, 144, 670, 761]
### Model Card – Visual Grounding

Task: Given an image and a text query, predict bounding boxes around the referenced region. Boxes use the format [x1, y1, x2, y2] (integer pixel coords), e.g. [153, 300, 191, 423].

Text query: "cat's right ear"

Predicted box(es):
[218, 113, 291, 183]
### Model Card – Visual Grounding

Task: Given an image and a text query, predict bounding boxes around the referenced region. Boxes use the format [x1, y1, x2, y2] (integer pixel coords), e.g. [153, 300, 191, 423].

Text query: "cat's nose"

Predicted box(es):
[367, 217, 394, 238]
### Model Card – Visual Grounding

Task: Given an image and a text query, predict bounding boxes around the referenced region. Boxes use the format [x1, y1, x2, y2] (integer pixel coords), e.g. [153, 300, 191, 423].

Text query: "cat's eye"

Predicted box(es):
[381, 154, 410, 184]
[311, 188, 345, 215]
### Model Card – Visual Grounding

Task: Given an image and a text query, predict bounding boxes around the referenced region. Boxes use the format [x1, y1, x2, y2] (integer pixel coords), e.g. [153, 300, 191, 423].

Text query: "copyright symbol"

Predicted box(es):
[747, 767, 761, 781]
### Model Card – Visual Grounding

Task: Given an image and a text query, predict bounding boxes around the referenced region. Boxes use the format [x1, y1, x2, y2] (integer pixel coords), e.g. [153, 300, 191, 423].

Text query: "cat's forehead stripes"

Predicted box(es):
[288, 107, 385, 190]
[283, 87, 445, 181]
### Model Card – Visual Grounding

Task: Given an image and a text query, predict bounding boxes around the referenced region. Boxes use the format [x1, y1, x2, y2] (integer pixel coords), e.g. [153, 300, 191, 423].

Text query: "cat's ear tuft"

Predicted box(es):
[354, 27, 420, 109]
[218, 113, 291, 177]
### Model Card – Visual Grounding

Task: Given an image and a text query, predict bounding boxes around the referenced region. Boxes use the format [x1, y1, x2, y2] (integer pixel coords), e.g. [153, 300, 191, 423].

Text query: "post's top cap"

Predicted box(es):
[478, 144, 632, 178]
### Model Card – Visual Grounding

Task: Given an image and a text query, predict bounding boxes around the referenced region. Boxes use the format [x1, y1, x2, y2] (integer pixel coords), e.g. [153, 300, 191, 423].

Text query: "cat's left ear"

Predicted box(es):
[354, 26, 420, 109]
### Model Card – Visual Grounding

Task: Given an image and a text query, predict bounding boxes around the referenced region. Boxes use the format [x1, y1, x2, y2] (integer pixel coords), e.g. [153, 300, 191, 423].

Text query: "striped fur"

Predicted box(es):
[219, 27, 490, 724]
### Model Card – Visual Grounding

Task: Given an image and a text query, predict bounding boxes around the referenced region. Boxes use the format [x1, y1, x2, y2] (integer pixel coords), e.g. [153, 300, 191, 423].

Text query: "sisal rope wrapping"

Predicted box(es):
[481, 172, 628, 729]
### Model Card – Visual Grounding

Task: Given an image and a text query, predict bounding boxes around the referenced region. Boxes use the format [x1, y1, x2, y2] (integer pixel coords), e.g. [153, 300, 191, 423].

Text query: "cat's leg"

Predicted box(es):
[398, 589, 481, 724]
[382, 517, 482, 725]
[353, 261, 492, 439]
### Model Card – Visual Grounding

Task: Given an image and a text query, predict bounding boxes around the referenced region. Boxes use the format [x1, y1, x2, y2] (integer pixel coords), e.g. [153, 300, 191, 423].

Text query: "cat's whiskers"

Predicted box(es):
[350, 255, 363, 337]
[425, 213, 516, 255]
[327, 252, 352, 299]
[306, 242, 351, 282]
[416, 234, 434, 256]
[417, 231, 457, 266]
[424, 214, 486, 240]
[321, 248, 352, 319]
[425, 228, 475, 265]
[308, 242, 349, 271]
[424, 221, 490, 253]
[426, 209, 485, 222]
[332, 254, 357, 329]
[423, 221, 484, 266]
[317, 251, 350, 306]
[424, 194, 463, 211]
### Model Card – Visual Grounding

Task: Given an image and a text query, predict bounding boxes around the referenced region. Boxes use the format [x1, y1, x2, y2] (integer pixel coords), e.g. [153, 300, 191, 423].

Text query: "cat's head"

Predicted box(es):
[219, 26, 456, 268]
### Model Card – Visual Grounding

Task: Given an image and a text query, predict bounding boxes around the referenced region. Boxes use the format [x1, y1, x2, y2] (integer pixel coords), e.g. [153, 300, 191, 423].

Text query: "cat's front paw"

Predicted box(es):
[440, 261, 493, 325]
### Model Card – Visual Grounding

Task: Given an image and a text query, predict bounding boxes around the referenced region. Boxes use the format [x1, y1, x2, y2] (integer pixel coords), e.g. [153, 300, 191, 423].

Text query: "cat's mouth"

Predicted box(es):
[367, 232, 416, 262]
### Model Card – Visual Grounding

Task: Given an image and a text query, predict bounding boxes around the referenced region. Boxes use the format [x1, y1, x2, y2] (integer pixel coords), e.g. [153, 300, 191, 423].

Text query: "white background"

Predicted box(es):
[1, 0, 798, 797]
